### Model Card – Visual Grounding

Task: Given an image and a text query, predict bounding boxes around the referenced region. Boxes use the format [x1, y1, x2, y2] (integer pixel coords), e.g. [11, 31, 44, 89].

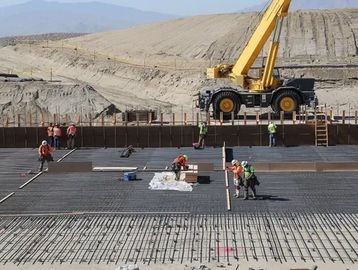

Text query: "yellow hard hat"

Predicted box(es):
[183, 155, 188, 161]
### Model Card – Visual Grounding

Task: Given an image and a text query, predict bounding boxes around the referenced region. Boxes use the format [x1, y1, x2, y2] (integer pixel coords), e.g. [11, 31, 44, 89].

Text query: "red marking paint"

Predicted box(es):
[216, 247, 239, 255]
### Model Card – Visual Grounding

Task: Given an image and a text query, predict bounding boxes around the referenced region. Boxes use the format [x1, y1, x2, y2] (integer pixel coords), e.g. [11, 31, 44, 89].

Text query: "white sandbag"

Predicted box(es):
[149, 172, 193, 192]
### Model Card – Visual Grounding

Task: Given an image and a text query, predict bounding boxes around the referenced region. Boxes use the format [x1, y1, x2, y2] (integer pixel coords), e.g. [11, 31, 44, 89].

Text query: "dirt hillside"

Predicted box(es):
[0, 9, 357, 118]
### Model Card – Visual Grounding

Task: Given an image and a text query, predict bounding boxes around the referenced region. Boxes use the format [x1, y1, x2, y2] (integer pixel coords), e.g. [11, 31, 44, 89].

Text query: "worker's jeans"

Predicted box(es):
[269, 133, 276, 147]
[244, 177, 257, 199]
[54, 136, 60, 149]
[38, 154, 54, 171]
[48, 136, 54, 147]
[67, 135, 75, 149]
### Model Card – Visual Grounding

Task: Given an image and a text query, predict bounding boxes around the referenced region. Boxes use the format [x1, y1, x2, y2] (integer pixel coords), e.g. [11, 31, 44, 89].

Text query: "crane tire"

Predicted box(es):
[213, 92, 240, 120]
[272, 90, 301, 114]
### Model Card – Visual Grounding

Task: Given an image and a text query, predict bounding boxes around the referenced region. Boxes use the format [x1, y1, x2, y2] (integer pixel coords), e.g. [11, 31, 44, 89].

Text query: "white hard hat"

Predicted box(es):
[241, 161, 248, 167]
[231, 159, 238, 166]
[41, 140, 48, 146]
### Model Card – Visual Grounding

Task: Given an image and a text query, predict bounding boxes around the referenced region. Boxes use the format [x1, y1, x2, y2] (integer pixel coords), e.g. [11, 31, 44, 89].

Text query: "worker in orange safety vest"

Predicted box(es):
[38, 140, 54, 171]
[66, 123, 77, 149]
[47, 123, 54, 147]
[171, 154, 189, 180]
[227, 159, 243, 198]
[53, 124, 62, 149]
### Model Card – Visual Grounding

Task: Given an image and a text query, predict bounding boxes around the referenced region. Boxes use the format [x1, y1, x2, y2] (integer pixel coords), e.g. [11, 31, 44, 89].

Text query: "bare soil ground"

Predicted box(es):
[0, 9, 357, 118]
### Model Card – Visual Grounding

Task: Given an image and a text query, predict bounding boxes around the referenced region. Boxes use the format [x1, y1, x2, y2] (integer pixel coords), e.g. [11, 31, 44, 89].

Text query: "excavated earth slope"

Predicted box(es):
[0, 9, 357, 116]
[0, 82, 118, 124]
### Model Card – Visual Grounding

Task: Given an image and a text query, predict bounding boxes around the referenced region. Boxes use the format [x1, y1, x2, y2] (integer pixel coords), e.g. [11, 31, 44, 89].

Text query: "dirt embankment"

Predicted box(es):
[0, 81, 119, 124]
[0, 9, 357, 115]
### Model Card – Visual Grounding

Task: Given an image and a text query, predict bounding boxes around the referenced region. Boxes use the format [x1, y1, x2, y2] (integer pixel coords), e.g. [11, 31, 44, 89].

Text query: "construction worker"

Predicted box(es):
[227, 159, 243, 198]
[66, 123, 77, 149]
[197, 122, 208, 149]
[38, 140, 54, 171]
[171, 154, 189, 180]
[241, 161, 258, 200]
[53, 124, 62, 149]
[47, 123, 54, 147]
[268, 121, 277, 147]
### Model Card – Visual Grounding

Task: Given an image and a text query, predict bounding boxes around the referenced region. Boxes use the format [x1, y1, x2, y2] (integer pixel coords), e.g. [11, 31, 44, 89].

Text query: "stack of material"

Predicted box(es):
[180, 164, 198, 183]
[181, 163, 213, 183]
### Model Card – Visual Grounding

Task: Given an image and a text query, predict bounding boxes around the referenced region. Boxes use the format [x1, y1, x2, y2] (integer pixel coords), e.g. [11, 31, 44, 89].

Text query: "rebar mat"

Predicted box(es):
[0, 212, 357, 265]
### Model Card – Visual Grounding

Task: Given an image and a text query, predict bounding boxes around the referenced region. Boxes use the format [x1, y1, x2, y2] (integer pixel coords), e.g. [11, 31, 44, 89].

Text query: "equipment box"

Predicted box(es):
[123, 171, 137, 181]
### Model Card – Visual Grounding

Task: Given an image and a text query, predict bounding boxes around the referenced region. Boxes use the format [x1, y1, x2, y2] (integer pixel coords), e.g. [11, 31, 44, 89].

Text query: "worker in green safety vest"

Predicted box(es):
[241, 161, 259, 200]
[268, 121, 277, 147]
[197, 122, 208, 149]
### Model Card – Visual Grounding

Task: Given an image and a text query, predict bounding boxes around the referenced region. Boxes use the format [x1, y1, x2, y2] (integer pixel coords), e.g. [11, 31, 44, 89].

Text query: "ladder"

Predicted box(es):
[315, 113, 329, 147]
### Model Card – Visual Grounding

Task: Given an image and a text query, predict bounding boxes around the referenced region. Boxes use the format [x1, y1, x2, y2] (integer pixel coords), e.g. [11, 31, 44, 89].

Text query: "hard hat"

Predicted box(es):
[231, 159, 239, 166]
[241, 161, 248, 167]
[41, 140, 48, 146]
[183, 155, 188, 161]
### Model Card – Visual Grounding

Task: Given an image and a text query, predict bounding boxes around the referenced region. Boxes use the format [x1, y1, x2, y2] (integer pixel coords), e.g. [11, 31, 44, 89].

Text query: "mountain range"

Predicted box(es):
[0, 0, 176, 37]
[0, 0, 357, 37]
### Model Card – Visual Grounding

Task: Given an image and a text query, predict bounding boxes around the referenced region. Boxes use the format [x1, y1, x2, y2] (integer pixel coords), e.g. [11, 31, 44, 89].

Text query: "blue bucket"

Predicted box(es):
[123, 171, 136, 181]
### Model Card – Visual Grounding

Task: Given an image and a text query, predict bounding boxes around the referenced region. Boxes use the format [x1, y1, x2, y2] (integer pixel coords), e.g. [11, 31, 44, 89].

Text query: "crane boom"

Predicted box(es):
[208, 0, 291, 92]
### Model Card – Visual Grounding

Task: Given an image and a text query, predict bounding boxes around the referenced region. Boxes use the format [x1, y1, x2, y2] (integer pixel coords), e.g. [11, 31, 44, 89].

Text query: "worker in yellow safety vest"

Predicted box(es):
[268, 121, 277, 147]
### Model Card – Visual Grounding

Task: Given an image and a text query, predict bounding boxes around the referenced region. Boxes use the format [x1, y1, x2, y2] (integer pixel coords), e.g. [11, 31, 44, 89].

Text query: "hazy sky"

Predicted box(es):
[0, 0, 265, 15]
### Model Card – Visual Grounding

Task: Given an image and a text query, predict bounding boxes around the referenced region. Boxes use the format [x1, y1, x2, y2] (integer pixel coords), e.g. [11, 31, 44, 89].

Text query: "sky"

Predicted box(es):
[0, 0, 264, 16]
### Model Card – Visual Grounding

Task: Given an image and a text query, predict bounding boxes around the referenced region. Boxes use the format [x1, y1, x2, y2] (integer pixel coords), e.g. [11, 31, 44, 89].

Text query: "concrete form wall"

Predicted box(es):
[0, 125, 357, 148]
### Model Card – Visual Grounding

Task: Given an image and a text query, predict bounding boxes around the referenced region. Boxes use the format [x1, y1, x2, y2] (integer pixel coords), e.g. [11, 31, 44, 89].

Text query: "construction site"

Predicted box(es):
[0, 0, 358, 269]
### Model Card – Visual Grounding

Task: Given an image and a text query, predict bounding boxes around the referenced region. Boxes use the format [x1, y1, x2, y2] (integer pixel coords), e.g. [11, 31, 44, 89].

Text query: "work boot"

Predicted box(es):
[252, 188, 257, 199]
[243, 191, 248, 200]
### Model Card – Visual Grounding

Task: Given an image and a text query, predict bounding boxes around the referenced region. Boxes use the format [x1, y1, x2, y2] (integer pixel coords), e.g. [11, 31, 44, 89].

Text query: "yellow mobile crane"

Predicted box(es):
[198, 0, 316, 119]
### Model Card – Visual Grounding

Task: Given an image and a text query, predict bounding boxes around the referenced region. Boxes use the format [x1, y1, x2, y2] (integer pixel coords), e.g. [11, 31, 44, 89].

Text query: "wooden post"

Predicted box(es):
[5, 117, 9, 127]
[148, 112, 152, 126]
[17, 114, 21, 127]
[53, 113, 56, 125]
[29, 113, 32, 127]
[355, 111, 357, 125]
[342, 110, 346, 124]
[77, 114, 81, 126]
[244, 112, 247, 125]
[268, 112, 271, 123]
[280, 111, 284, 125]
[160, 112, 163, 126]
[40, 112, 44, 127]
[231, 111, 235, 126]
[112, 113, 117, 126]
[329, 109, 333, 124]
[206, 112, 210, 126]
[89, 113, 92, 127]
[196, 113, 199, 127]
[124, 112, 128, 126]
[184, 113, 187, 126]
[136, 112, 140, 126]
[172, 113, 175, 126]
[305, 110, 308, 124]
[256, 112, 260, 125]
[220, 112, 223, 125]
[101, 114, 105, 126]
[292, 111, 296, 125]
